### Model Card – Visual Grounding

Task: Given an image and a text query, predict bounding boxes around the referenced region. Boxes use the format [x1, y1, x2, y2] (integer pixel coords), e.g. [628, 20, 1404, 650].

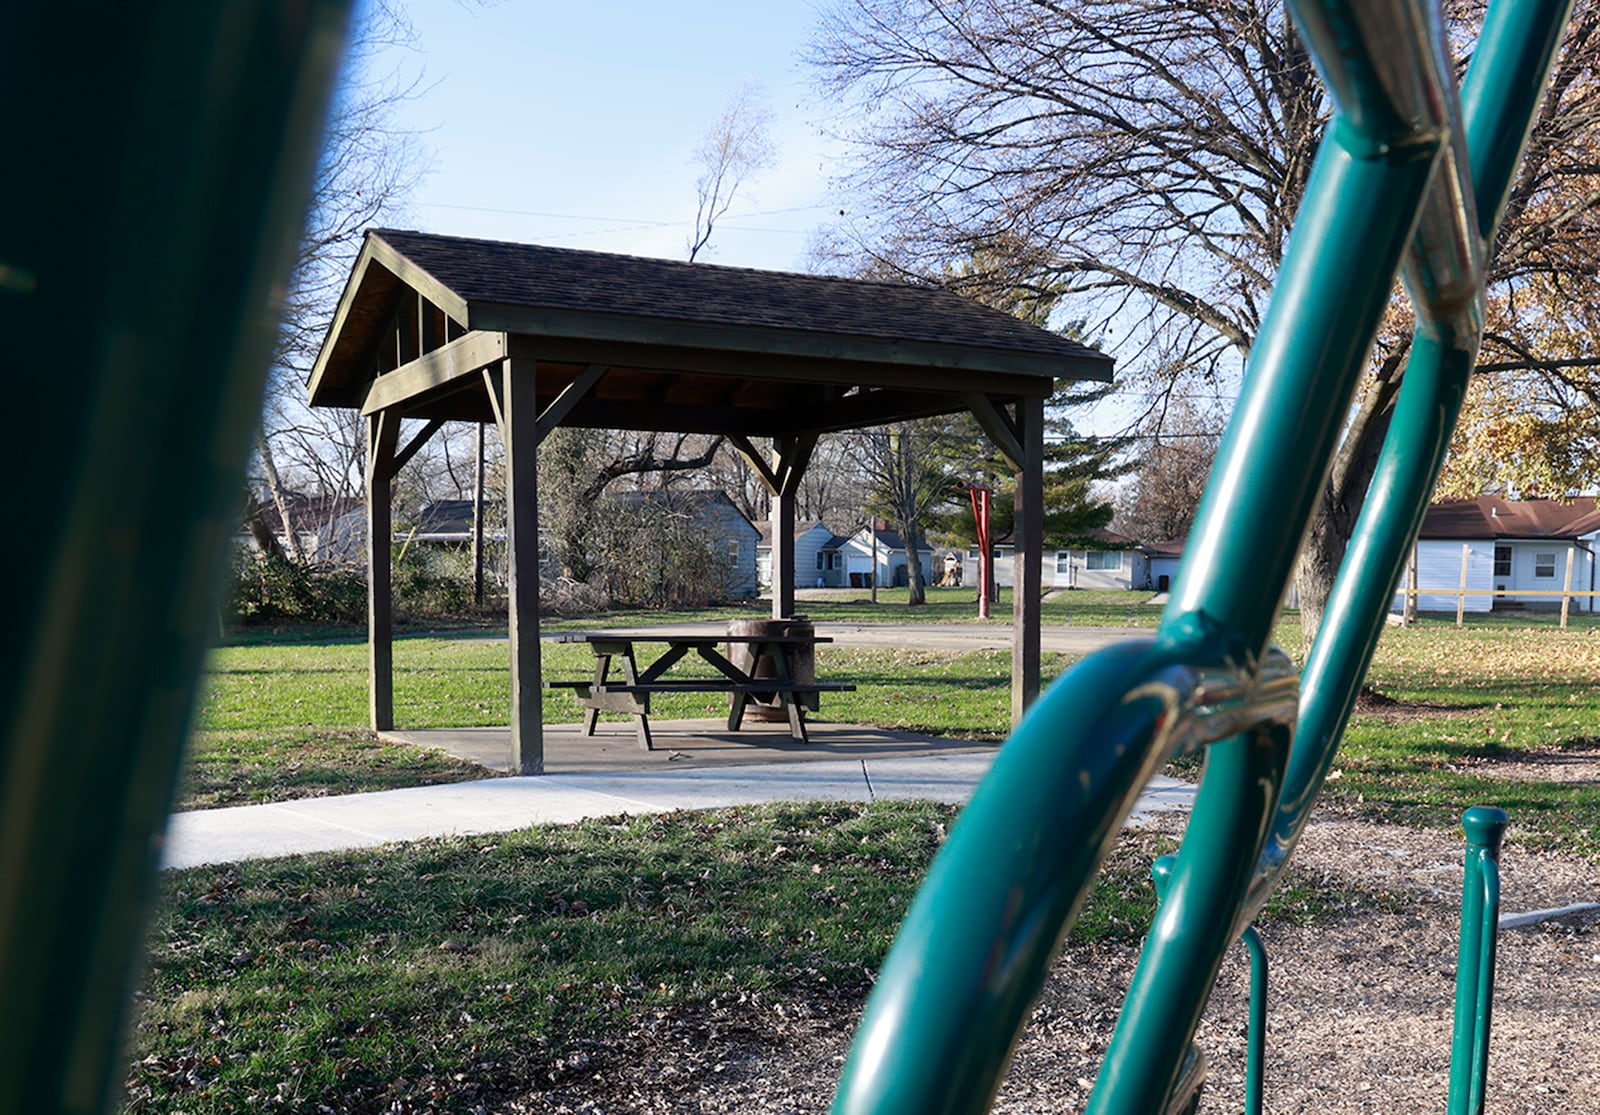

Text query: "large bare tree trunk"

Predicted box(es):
[241, 489, 286, 562]
[1294, 352, 1406, 648]
[255, 431, 305, 562]
[900, 524, 926, 606]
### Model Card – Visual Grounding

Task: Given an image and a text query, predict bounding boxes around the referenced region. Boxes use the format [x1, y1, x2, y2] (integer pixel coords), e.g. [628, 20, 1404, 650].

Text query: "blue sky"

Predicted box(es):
[372, 0, 845, 271]
[360, 1, 1152, 438]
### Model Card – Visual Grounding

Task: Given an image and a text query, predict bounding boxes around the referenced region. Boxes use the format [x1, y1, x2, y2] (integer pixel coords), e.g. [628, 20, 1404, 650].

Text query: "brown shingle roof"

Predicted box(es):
[1420, 496, 1600, 540]
[370, 229, 1108, 365]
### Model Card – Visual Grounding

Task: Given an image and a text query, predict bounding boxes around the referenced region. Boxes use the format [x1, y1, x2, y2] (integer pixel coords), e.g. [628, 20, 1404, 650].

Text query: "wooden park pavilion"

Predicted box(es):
[307, 229, 1114, 774]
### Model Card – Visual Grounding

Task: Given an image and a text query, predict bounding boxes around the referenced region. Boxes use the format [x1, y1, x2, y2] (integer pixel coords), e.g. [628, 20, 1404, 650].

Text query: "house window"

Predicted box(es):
[1494, 544, 1511, 577]
[815, 551, 825, 571]
[1535, 552, 1557, 578]
[1087, 551, 1123, 571]
[968, 546, 980, 559]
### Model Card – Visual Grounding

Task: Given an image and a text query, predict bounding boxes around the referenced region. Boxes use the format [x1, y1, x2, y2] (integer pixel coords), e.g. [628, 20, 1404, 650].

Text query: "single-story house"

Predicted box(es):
[408, 498, 503, 544]
[963, 529, 1150, 591]
[244, 493, 365, 564]
[1050, 529, 1149, 590]
[756, 520, 848, 590]
[1144, 539, 1185, 594]
[1137, 536, 1302, 606]
[610, 489, 762, 599]
[1394, 495, 1600, 614]
[838, 525, 934, 588]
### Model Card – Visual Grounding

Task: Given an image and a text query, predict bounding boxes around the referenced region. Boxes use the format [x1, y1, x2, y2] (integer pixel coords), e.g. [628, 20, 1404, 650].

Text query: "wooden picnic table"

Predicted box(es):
[546, 632, 854, 749]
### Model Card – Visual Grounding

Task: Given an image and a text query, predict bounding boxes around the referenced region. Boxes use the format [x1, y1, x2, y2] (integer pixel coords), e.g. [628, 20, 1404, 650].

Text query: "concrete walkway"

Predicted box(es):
[162, 620, 1189, 872]
[162, 753, 1196, 871]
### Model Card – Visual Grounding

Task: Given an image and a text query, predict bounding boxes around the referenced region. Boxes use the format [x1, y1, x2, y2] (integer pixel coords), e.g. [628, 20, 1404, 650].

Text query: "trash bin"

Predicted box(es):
[728, 615, 816, 719]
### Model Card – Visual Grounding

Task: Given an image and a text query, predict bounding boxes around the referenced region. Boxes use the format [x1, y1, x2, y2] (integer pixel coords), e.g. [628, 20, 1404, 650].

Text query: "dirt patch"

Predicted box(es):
[1354, 686, 1488, 724]
[1453, 747, 1600, 784]
[500, 811, 1600, 1114]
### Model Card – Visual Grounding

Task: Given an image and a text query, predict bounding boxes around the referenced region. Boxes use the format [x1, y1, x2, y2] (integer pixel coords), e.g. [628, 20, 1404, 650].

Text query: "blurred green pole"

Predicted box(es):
[0, 5, 352, 1112]
[1447, 807, 1507, 1115]
[1153, 855, 1268, 1115]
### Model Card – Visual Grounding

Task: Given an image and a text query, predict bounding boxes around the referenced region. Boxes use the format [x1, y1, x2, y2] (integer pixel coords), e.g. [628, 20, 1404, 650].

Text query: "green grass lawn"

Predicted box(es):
[1324, 621, 1600, 855]
[191, 595, 1600, 838]
[184, 638, 1069, 808]
[138, 604, 1600, 1112]
[127, 801, 1368, 1114]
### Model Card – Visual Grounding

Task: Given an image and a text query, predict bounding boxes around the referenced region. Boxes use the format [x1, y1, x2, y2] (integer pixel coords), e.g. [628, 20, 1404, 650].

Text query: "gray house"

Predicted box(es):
[611, 489, 762, 599]
[245, 493, 365, 565]
[756, 520, 847, 590]
[963, 528, 1149, 591]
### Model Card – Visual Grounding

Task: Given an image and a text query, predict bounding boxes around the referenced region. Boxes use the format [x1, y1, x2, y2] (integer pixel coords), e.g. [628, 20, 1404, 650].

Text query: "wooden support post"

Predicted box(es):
[1012, 395, 1044, 724]
[473, 421, 486, 606]
[771, 482, 796, 620]
[1561, 545, 1575, 629]
[498, 358, 544, 774]
[733, 434, 814, 620]
[1457, 543, 1470, 628]
[1405, 545, 1418, 624]
[366, 412, 399, 731]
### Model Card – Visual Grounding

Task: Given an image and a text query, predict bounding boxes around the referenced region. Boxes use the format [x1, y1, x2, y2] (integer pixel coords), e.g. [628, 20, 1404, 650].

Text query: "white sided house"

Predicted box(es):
[963, 529, 1148, 591]
[244, 493, 365, 565]
[1143, 539, 1185, 594]
[1393, 496, 1600, 614]
[755, 521, 847, 590]
[837, 526, 934, 589]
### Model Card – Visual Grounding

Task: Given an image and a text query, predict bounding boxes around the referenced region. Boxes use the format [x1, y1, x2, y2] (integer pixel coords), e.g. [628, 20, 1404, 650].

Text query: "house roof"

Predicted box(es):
[306, 230, 1113, 438]
[849, 526, 923, 552]
[753, 520, 833, 547]
[1142, 538, 1187, 559]
[1419, 496, 1600, 541]
[251, 493, 362, 535]
[408, 498, 506, 540]
[608, 488, 758, 533]
[989, 526, 1139, 550]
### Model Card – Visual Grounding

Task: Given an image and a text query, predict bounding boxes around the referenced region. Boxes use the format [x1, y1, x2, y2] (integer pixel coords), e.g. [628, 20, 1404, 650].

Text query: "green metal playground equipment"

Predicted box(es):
[831, 0, 1573, 1112]
[0, 0, 1572, 1112]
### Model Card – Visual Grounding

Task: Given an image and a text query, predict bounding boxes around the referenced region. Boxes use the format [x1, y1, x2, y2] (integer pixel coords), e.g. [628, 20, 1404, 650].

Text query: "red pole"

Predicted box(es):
[970, 485, 992, 620]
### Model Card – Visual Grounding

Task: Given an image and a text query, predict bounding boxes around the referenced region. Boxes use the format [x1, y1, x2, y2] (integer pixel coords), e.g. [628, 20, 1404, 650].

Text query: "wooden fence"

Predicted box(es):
[1396, 542, 1597, 627]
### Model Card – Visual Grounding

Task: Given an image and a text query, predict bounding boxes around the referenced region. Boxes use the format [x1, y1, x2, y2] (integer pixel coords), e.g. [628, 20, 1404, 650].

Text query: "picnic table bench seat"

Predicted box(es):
[547, 630, 854, 749]
[544, 680, 856, 694]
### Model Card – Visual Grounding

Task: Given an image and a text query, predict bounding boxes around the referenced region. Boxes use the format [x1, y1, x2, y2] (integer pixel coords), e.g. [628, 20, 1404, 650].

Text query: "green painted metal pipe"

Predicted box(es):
[1087, 716, 1287, 1115]
[1089, 5, 1457, 1101]
[833, 0, 1577, 1109]
[1150, 855, 1267, 1115]
[1252, 0, 1575, 916]
[1163, 0, 1463, 683]
[0, 7, 351, 1113]
[831, 643, 1296, 1114]
[1448, 807, 1507, 1115]
[1241, 926, 1269, 1115]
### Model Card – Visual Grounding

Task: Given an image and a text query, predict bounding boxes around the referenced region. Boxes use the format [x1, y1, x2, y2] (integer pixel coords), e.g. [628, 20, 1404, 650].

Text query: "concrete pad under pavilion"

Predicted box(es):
[379, 718, 999, 775]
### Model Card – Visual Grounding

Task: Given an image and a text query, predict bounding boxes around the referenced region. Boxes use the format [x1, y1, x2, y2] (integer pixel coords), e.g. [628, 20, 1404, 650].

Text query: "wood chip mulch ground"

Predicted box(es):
[501, 807, 1599, 1114]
